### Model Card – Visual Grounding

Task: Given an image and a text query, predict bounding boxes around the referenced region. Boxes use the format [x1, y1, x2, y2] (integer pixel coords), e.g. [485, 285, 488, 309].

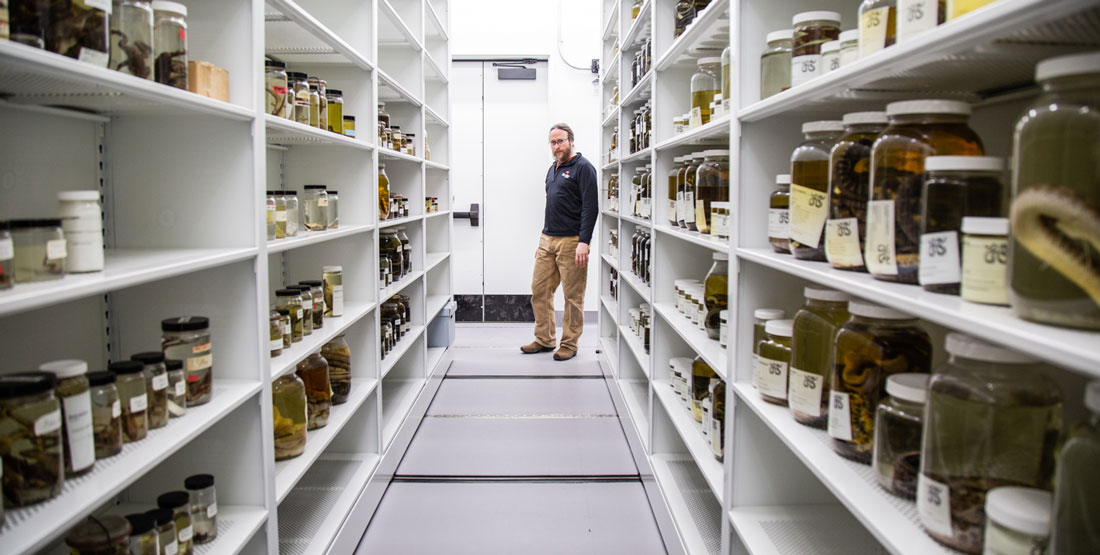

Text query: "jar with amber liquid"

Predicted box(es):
[378, 163, 391, 220]
[791, 11, 841, 87]
[769, 174, 791, 253]
[675, 155, 693, 229]
[296, 353, 331, 430]
[680, 153, 704, 231]
[694, 150, 729, 234]
[789, 288, 850, 428]
[790, 120, 845, 261]
[690, 58, 721, 127]
[321, 336, 351, 405]
[691, 358, 717, 423]
[667, 156, 684, 226]
[272, 374, 307, 460]
[827, 112, 888, 272]
[756, 319, 793, 406]
[703, 253, 728, 340]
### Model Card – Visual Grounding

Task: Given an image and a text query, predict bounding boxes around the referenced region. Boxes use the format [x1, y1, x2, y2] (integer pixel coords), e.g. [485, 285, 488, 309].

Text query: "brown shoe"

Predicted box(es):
[521, 341, 554, 354]
[553, 347, 576, 361]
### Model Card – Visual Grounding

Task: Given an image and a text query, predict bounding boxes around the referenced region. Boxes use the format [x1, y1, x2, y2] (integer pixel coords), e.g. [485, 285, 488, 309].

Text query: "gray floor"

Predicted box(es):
[356, 324, 667, 554]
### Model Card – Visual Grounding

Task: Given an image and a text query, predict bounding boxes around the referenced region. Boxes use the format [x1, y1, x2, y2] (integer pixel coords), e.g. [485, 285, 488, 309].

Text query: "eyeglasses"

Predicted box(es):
[549, 139, 570, 146]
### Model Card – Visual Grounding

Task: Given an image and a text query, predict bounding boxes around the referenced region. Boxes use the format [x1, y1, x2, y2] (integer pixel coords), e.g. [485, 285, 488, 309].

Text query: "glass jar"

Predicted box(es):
[290, 284, 313, 336]
[326, 89, 344, 133]
[673, 0, 694, 36]
[694, 150, 730, 234]
[10, 218, 66, 283]
[919, 156, 1005, 294]
[296, 352, 332, 430]
[680, 153, 704, 230]
[1050, 380, 1100, 554]
[710, 201, 730, 239]
[859, 0, 896, 57]
[690, 58, 721, 128]
[66, 515, 132, 555]
[111, 0, 153, 79]
[55, 194, 105, 276]
[9, 0, 49, 48]
[265, 190, 277, 240]
[323, 265, 344, 317]
[791, 11, 841, 87]
[703, 253, 728, 340]
[872, 372, 928, 499]
[868, 99, 983, 283]
[919, 333, 1062, 553]
[789, 288, 851, 428]
[165, 358, 186, 418]
[308, 84, 321, 127]
[272, 374, 307, 461]
[0, 372, 63, 506]
[126, 513, 158, 555]
[321, 335, 351, 405]
[381, 231, 404, 281]
[302, 185, 329, 231]
[397, 294, 412, 335]
[87, 370, 123, 458]
[896, 0, 944, 43]
[666, 156, 683, 226]
[380, 256, 391, 288]
[983, 487, 1052, 555]
[790, 120, 845, 261]
[691, 358, 717, 423]
[308, 76, 328, 131]
[273, 190, 286, 239]
[827, 111, 889, 272]
[147, 508, 178, 555]
[284, 189, 300, 238]
[184, 474, 217, 544]
[768, 174, 791, 253]
[131, 351, 169, 430]
[151, 1, 187, 89]
[392, 125, 405, 152]
[838, 29, 859, 66]
[961, 217, 1009, 306]
[276, 289, 304, 343]
[396, 227, 413, 275]
[760, 29, 793, 99]
[378, 163, 391, 220]
[46, 0, 108, 65]
[632, 0, 642, 19]
[161, 316, 213, 406]
[1010, 52, 1100, 329]
[668, 358, 691, 405]
[721, 45, 731, 112]
[382, 301, 403, 343]
[756, 319, 793, 405]
[287, 71, 309, 125]
[381, 322, 393, 356]
[821, 40, 841, 74]
[0, 222, 12, 290]
[270, 310, 283, 357]
[265, 60, 289, 118]
[829, 301, 930, 464]
[39, 359, 95, 477]
[342, 116, 356, 138]
[110, 360, 148, 442]
[405, 133, 416, 156]
[157, 491, 193, 555]
[300, 280, 325, 330]
[275, 309, 291, 349]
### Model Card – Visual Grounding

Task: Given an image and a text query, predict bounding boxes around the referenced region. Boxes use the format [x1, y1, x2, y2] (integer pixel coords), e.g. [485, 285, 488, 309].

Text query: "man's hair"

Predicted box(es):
[549, 123, 574, 142]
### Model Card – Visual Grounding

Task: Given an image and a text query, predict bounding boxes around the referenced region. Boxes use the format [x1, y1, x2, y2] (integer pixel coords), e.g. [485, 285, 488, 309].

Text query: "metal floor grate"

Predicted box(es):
[669, 459, 722, 555]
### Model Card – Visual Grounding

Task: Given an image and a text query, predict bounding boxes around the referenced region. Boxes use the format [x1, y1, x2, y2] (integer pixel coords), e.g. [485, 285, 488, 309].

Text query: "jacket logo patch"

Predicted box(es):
[562, 170, 571, 179]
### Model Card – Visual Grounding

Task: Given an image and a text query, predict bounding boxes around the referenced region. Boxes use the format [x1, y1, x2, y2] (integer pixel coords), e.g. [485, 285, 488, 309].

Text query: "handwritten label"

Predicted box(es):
[768, 208, 789, 241]
[112, 399, 121, 418]
[690, 106, 703, 128]
[757, 357, 789, 399]
[207, 503, 218, 518]
[63, 393, 95, 471]
[918, 474, 954, 537]
[77, 47, 109, 67]
[827, 391, 852, 441]
[175, 380, 187, 397]
[35, 409, 62, 436]
[178, 525, 193, 543]
[152, 374, 169, 391]
[860, 6, 892, 57]
[129, 393, 148, 413]
[865, 200, 898, 275]
[791, 55, 822, 86]
[919, 231, 960, 285]
[825, 218, 864, 268]
[46, 239, 68, 260]
[0, 238, 12, 261]
[789, 184, 829, 248]
[186, 353, 212, 372]
[961, 235, 1009, 305]
[897, 0, 939, 42]
[788, 367, 824, 417]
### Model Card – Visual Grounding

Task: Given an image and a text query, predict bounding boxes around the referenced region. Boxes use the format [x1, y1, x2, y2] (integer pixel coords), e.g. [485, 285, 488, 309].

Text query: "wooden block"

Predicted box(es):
[188, 60, 230, 102]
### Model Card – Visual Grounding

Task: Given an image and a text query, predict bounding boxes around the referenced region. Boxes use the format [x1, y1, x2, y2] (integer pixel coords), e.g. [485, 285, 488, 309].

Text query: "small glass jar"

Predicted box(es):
[299, 280, 325, 330]
[381, 323, 393, 356]
[690, 58, 721, 128]
[790, 121, 845, 261]
[9, 0, 49, 48]
[296, 352, 332, 430]
[694, 150, 730, 234]
[760, 29, 793, 99]
[165, 359, 186, 418]
[270, 310, 284, 357]
[789, 288, 851, 428]
[326, 89, 344, 133]
[126, 513, 159, 555]
[829, 301, 930, 464]
[132, 351, 169, 430]
[896, 0, 944, 43]
[382, 302, 403, 343]
[308, 84, 321, 127]
[710, 201, 730, 239]
[872, 373, 928, 499]
[157, 491, 194, 555]
[983, 487, 1052, 555]
[273, 190, 287, 239]
[326, 190, 340, 229]
[391, 125, 404, 152]
[960, 217, 1009, 306]
[322, 335, 352, 405]
[0, 372, 63, 506]
[147, 508, 179, 555]
[0, 222, 12, 290]
[265, 190, 277, 240]
[769, 174, 791, 253]
[110, 360, 148, 443]
[680, 154, 704, 230]
[66, 515, 132, 555]
[272, 374, 307, 460]
[791, 11, 841, 87]
[161, 316, 213, 406]
[323, 265, 344, 317]
[184, 473, 217, 544]
[87, 370, 123, 459]
[821, 40, 841, 73]
[343, 116, 356, 138]
[827, 111, 889, 272]
[287, 71, 310, 125]
[276, 289, 304, 343]
[47, 0, 108, 65]
[669, 358, 692, 404]
[691, 358, 717, 424]
[152, 1, 188, 89]
[381, 231, 403, 281]
[396, 227, 413, 275]
[309, 77, 328, 130]
[838, 29, 859, 66]
[39, 359, 96, 477]
[111, 0, 154, 79]
[1050, 380, 1100, 554]
[10, 218, 66, 283]
[919, 156, 1005, 294]
[378, 164, 391, 220]
[756, 319, 793, 406]
[703, 253, 728, 340]
[377, 102, 390, 129]
[859, 0, 896, 57]
[265, 60, 289, 118]
[303, 185, 329, 231]
[397, 294, 412, 335]
[284, 190, 300, 238]
[290, 284, 313, 336]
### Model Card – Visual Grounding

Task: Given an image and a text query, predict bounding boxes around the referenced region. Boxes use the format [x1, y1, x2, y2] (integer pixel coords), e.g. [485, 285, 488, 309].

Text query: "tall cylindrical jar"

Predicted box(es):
[39, 359, 96, 477]
[789, 120, 845, 261]
[756, 319, 793, 406]
[131, 351, 169, 429]
[157, 491, 193, 555]
[760, 29, 793, 99]
[147, 508, 179, 555]
[161, 316, 212, 406]
[110, 0, 154, 79]
[703, 253, 728, 340]
[303, 185, 329, 231]
[87, 370, 123, 459]
[265, 60, 289, 118]
[790, 11, 841, 87]
[327, 190, 340, 229]
[296, 352, 332, 430]
[299, 280, 325, 330]
[323, 265, 344, 317]
[110, 360, 148, 443]
[788, 288, 850, 428]
[284, 189, 300, 237]
[185, 474, 217, 544]
[151, 1, 188, 89]
[272, 374, 307, 460]
[321, 335, 352, 405]
[288, 72, 310, 125]
[0, 372, 63, 506]
[694, 150, 729, 234]
[826, 111, 888, 272]
[858, 0, 896, 58]
[326, 89, 344, 133]
[690, 58, 721, 127]
[720, 45, 732, 112]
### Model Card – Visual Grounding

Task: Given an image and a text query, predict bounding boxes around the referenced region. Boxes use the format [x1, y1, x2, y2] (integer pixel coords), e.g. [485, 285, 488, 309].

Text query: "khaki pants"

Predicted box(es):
[531, 234, 588, 351]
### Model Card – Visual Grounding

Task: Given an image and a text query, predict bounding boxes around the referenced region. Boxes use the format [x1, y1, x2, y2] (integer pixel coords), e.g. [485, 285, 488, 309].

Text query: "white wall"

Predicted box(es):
[451, 0, 603, 311]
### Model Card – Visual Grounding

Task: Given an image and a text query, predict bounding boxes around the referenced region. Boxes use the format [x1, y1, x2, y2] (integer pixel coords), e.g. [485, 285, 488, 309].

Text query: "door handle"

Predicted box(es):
[455, 203, 480, 227]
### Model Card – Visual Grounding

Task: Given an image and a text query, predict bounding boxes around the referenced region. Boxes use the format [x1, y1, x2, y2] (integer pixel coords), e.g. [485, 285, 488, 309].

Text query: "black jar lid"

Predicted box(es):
[0, 221, 8, 231]
[327, 89, 342, 95]
[284, 189, 296, 195]
[165, 359, 184, 371]
[287, 71, 308, 80]
[309, 84, 318, 91]
[0, 372, 57, 398]
[109, 360, 144, 375]
[303, 184, 327, 190]
[328, 190, 339, 195]
[157, 491, 190, 510]
[87, 371, 117, 387]
[145, 508, 175, 527]
[7, 218, 63, 229]
[184, 473, 215, 490]
[277, 309, 290, 316]
[299, 280, 322, 287]
[276, 288, 301, 297]
[131, 352, 166, 365]
[124, 513, 156, 535]
[266, 190, 276, 195]
[161, 316, 210, 332]
[287, 284, 310, 291]
[265, 59, 286, 69]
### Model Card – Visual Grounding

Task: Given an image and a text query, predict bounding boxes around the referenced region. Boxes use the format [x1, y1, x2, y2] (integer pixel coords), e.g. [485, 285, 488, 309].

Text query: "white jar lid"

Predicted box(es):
[848, 300, 913, 320]
[710, 201, 730, 209]
[765, 319, 794, 337]
[766, 29, 794, 43]
[839, 29, 860, 43]
[713, 252, 728, 261]
[39, 359, 89, 378]
[945, 333, 1037, 364]
[887, 99, 972, 117]
[886, 373, 929, 404]
[842, 111, 888, 126]
[152, 1, 187, 17]
[802, 120, 845, 134]
[775, 174, 791, 185]
[985, 487, 1052, 537]
[719, 309, 729, 321]
[754, 308, 785, 320]
[792, 11, 841, 25]
[698, 57, 721, 65]
[821, 40, 841, 54]
[702, 149, 730, 157]
[323, 265, 343, 272]
[1036, 51, 1100, 82]
[58, 190, 100, 202]
[803, 287, 850, 302]
[962, 216, 1009, 236]
[1086, 380, 1100, 414]
[925, 155, 1004, 173]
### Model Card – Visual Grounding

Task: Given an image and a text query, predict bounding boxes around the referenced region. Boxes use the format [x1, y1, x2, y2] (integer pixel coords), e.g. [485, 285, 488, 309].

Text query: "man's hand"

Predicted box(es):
[575, 242, 589, 267]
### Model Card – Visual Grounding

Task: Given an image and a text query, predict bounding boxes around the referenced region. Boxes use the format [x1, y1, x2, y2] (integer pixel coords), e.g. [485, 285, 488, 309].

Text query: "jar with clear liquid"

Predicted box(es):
[690, 58, 721, 127]
[760, 29, 793, 98]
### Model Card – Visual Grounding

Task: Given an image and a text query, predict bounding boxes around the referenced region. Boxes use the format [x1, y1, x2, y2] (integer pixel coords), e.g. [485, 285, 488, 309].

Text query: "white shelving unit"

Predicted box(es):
[597, 0, 1100, 554]
[0, 1, 450, 553]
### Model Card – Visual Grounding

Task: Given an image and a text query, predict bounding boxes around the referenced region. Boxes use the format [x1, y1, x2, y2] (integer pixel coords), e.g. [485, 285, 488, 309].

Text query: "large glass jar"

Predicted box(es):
[691, 358, 717, 423]
[10, 218, 66, 283]
[161, 316, 212, 406]
[126, 513, 158, 555]
[690, 58, 721, 128]
[1010, 52, 1100, 329]
[827, 111, 888, 272]
[272, 374, 307, 460]
[110, 0, 153, 79]
[378, 163, 391, 220]
[867, 99, 983, 284]
[756, 319, 793, 406]
[157, 491, 193, 555]
[326, 189, 339, 229]
[321, 335, 351, 405]
[302, 185, 329, 231]
[790, 120, 845, 261]
[147, 508, 178, 555]
[87, 370, 123, 459]
[829, 301, 930, 464]
[752, 309, 785, 387]
[323, 265, 344, 317]
[284, 189, 299, 237]
[131, 351, 169, 430]
[858, 0, 896, 58]
[791, 11, 840, 87]
[66, 515, 132, 555]
[768, 174, 791, 253]
[46, 0, 109, 64]
[703, 253, 728, 340]
[919, 333, 1062, 553]
[325, 89, 344, 133]
[265, 60, 289, 118]
[184, 473, 217, 544]
[296, 352, 332, 430]
[760, 29, 793, 98]
[380, 231, 404, 281]
[151, 1, 187, 89]
[694, 150, 730, 234]
[290, 284, 313, 336]
[0, 222, 12, 290]
[39, 359, 95, 477]
[0, 372, 63, 506]
[919, 155, 1004, 294]
[872, 372, 928, 499]
[288, 72, 309, 125]
[164, 358, 186, 418]
[110, 360, 148, 443]
[299, 280, 325, 330]
[276, 289, 304, 343]
[1050, 380, 1100, 554]
[396, 227, 413, 275]
[788, 288, 850, 428]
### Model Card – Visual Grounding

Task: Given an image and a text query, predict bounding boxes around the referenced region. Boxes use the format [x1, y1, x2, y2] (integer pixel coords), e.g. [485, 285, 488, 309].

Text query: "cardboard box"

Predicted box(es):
[187, 61, 229, 102]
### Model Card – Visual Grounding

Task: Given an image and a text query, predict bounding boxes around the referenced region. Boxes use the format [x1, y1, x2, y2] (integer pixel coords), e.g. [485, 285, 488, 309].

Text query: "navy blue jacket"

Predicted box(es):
[543, 152, 598, 244]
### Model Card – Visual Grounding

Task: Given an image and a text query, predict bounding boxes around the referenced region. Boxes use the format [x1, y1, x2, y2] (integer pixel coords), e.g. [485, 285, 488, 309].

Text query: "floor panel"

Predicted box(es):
[448, 347, 602, 377]
[454, 325, 599, 349]
[426, 378, 616, 416]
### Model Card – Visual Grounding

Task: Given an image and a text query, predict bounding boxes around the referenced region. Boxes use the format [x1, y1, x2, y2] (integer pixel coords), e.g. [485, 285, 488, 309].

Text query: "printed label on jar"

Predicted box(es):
[712, 212, 729, 238]
[0, 237, 13, 261]
[668, 200, 677, 222]
[296, 308, 304, 321]
[130, 393, 148, 413]
[175, 380, 187, 397]
[757, 357, 788, 399]
[825, 218, 864, 268]
[152, 374, 170, 391]
[860, 6, 892, 57]
[690, 106, 703, 128]
[700, 398, 712, 439]
[788, 367, 823, 417]
[917, 474, 954, 537]
[164, 541, 179, 555]
[865, 200, 898, 275]
[186, 353, 212, 372]
[789, 184, 829, 248]
[46, 239, 67, 260]
[63, 393, 96, 471]
[897, 0, 939, 42]
[35, 409, 62, 436]
[318, 198, 329, 207]
[962, 235, 1009, 305]
[768, 208, 790, 241]
[193, 342, 212, 354]
[827, 391, 852, 441]
[683, 191, 695, 224]
[331, 284, 345, 316]
[77, 47, 109, 67]
[275, 211, 287, 222]
[791, 54, 822, 86]
[919, 231, 960, 285]
[710, 416, 722, 452]
[179, 525, 193, 543]
[270, 338, 282, 350]
[112, 399, 121, 418]
[208, 503, 218, 518]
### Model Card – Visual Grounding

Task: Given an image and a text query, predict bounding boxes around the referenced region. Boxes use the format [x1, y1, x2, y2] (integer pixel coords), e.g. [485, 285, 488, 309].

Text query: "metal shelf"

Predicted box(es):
[654, 0, 730, 72]
[270, 302, 378, 380]
[652, 382, 724, 504]
[265, 0, 374, 70]
[654, 303, 727, 381]
[267, 224, 375, 254]
[265, 115, 375, 150]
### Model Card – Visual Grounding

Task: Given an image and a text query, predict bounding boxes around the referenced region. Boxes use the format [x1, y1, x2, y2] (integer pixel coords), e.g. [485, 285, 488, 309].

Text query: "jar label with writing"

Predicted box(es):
[642, 198, 651, 218]
[860, 6, 892, 56]
[865, 200, 898, 275]
[712, 212, 729, 238]
[77, 47, 109, 67]
[668, 200, 677, 222]
[757, 357, 788, 399]
[710, 416, 722, 455]
[768, 208, 789, 240]
[917, 474, 954, 537]
[752, 355, 766, 390]
[0, 237, 12, 261]
[695, 200, 709, 234]
[823, 52, 841, 73]
[683, 191, 695, 224]
[791, 54, 821, 86]
[286, 219, 298, 236]
[175, 380, 187, 397]
[700, 398, 712, 439]
[186, 353, 212, 372]
[275, 211, 287, 222]
[112, 399, 121, 418]
[331, 284, 345, 316]
[63, 393, 96, 471]
[788, 367, 823, 417]
[164, 541, 178, 555]
[35, 409, 62, 436]
[318, 198, 329, 207]
[690, 107, 703, 128]
[193, 342, 212, 354]
[897, 0, 939, 42]
[919, 231, 960, 285]
[46, 239, 67, 260]
[296, 308, 304, 321]
[789, 184, 829, 248]
[208, 503, 218, 518]
[827, 391, 852, 441]
[962, 235, 1009, 305]
[179, 525, 193, 543]
[152, 374, 169, 391]
[825, 218, 864, 268]
[130, 393, 148, 413]
[270, 338, 282, 350]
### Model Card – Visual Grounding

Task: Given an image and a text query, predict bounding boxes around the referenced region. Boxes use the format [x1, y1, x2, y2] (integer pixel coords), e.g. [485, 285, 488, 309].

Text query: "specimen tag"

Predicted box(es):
[962, 235, 1009, 305]
[179, 525, 193, 543]
[153, 374, 169, 391]
[791, 55, 822, 86]
[46, 239, 67, 260]
[112, 399, 121, 418]
[35, 409, 62, 436]
[330, 284, 344, 315]
[78, 47, 109, 68]
[165, 542, 178, 555]
[897, 0, 939, 41]
[187, 354, 212, 372]
[130, 393, 148, 413]
[860, 7, 891, 57]
[919, 231, 960, 285]
[208, 503, 218, 518]
[711, 210, 729, 238]
[63, 393, 95, 471]
[175, 380, 187, 396]
[865, 200, 898, 275]
[789, 184, 829, 249]
[757, 357, 789, 399]
[276, 211, 287, 222]
[825, 218, 864, 268]
[918, 474, 954, 537]
[0, 237, 12, 261]
[768, 208, 789, 240]
[827, 391, 852, 441]
[788, 367, 823, 417]
[690, 107, 703, 128]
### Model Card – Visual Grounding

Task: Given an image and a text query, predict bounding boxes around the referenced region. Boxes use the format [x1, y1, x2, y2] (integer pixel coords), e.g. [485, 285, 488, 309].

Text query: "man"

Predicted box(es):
[521, 123, 599, 361]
